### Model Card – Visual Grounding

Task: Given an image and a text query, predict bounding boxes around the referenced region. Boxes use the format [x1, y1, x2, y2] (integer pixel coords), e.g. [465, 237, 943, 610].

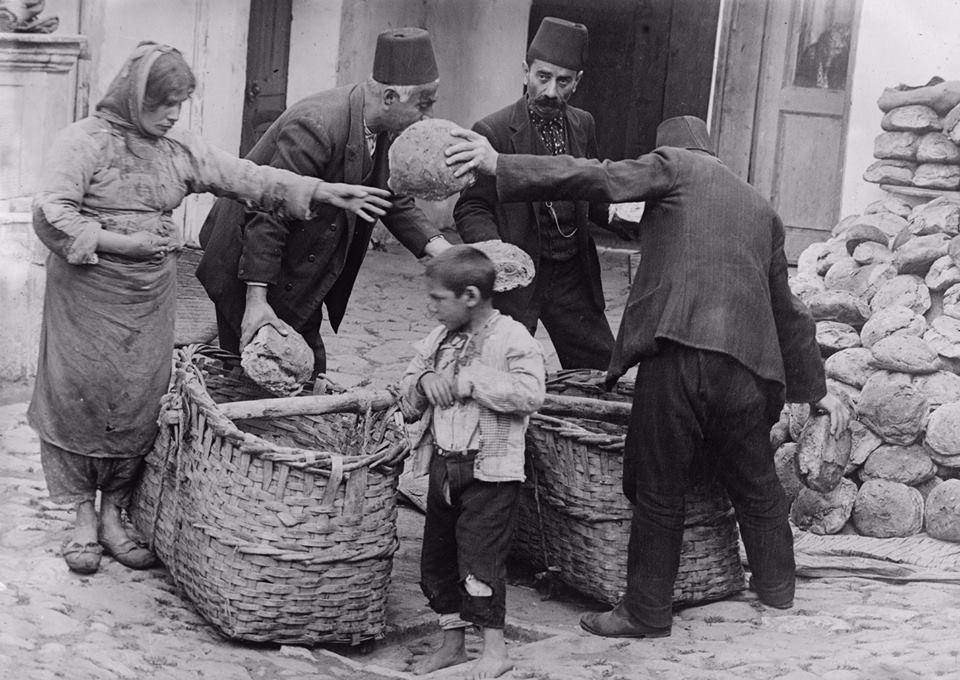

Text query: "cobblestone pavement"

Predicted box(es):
[2, 245, 960, 680]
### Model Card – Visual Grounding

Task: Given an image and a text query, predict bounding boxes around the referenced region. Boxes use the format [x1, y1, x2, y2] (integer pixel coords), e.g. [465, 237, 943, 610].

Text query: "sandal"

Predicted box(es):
[62, 540, 103, 574]
[100, 535, 157, 570]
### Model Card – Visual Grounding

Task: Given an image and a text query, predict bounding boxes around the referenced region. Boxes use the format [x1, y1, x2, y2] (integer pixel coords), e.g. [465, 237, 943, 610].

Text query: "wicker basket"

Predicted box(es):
[130, 347, 407, 646]
[514, 408, 746, 608]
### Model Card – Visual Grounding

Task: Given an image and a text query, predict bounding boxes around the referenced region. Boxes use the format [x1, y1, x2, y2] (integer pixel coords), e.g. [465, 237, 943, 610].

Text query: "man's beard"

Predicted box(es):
[529, 95, 564, 119]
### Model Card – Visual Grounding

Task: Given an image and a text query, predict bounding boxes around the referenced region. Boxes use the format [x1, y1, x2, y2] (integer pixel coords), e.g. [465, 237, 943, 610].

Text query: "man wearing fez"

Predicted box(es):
[198, 28, 451, 375]
[453, 17, 617, 370]
[444, 116, 849, 638]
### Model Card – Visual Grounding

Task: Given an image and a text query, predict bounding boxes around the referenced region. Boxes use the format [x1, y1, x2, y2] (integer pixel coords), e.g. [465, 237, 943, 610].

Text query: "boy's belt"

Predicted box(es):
[435, 447, 479, 458]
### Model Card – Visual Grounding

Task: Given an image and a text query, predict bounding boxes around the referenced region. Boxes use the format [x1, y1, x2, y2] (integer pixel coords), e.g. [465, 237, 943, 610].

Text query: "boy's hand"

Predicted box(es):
[419, 372, 456, 409]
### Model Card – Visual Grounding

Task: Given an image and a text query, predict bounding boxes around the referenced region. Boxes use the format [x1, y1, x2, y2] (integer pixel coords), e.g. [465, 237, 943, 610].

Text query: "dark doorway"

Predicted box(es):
[239, 0, 292, 156]
[528, 0, 721, 161]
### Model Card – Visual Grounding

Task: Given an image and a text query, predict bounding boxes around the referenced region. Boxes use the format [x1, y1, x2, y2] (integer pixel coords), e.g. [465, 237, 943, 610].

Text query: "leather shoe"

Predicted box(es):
[100, 536, 157, 570]
[580, 606, 671, 639]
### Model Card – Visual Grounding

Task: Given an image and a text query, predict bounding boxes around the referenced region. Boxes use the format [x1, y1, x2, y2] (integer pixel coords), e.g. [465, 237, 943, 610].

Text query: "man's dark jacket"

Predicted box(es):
[453, 98, 609, 314]
[495, 147, 826, 402]
[196, 84, 437, 335]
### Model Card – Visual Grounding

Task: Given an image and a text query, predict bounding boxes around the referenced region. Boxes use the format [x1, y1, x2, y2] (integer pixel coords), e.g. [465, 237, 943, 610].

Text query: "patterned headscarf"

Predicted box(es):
[95, 41, 182, 138]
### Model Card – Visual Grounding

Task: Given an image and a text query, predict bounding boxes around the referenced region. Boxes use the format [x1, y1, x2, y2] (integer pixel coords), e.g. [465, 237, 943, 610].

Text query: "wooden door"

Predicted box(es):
[240, 0, 292, 156]
[749, 0, 859, 259]
[528, 0, 720, 161]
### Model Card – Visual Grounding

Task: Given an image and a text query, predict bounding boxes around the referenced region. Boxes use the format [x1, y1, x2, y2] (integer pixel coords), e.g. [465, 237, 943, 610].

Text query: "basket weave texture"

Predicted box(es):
[131, 348, 406, 646]
[514, 371, 746, 607]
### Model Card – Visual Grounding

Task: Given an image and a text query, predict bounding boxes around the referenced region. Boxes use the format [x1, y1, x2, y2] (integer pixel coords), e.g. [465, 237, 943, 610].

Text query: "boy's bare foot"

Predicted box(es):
[413, 629, 469, 675]
[468, 627, 513, 679]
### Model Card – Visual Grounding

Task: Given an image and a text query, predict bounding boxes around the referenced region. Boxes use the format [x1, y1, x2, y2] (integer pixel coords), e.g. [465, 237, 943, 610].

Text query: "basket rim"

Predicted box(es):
[166, 347, 406, 474]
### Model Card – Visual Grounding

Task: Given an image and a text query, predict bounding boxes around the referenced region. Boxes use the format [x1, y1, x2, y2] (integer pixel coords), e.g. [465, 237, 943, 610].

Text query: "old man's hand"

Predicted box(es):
[811, 393, 851, 436]
[445, 128, 499, 177]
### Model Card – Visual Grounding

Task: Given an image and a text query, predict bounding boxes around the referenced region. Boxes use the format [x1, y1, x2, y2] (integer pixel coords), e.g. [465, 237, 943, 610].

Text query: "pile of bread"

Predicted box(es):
[865, 78, 960, 191]
[777, 194, 960, 542]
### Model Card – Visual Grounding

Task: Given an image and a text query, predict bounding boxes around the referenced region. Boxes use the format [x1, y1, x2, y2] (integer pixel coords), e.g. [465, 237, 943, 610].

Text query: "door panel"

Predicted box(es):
[240, 0, 292, 156]
[750, 0, 858, 260]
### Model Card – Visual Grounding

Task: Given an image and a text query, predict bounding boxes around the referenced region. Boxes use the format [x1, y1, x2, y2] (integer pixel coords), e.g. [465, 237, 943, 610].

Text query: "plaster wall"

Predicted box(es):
[840, 0, 960, 217]
[288, 0, 344, 105]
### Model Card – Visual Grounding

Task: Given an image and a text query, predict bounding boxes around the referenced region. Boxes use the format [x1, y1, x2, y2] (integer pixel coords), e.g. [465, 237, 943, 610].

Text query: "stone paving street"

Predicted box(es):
[2, 244, 960, 679]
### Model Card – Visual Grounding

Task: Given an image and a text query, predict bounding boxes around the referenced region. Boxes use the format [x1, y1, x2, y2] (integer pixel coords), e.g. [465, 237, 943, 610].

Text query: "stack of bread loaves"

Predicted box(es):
[777, 194, 960, 541]
[866, 78, 960, 191]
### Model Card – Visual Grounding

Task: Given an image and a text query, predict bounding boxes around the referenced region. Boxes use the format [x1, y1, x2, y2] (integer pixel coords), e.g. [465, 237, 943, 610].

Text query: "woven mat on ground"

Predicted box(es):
[793, 530, 960, 582]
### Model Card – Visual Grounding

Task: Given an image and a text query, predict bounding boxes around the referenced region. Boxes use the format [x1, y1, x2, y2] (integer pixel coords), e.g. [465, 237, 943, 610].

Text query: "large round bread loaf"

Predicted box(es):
[773, 442, 802, 504]
[825, 347, 876, 388]
[816, 321, 861, 355]
[925, 401, 960, 458]
[851, 479, 924, 537]
[787, 402, 811, 442]
[924, 479, 960, 541]
[869, 334, 940, 374]
[847, 419, 883, 472]
[791, 478, 858, 535]
[834, 263, 897, 304]
[241, 325, 314, 396]
[880, 105, 941, 133]
[908, 197, 960, 237]
[857, 372, 929, 445]
[912, 371, 960, 408]
[916, 132, 960, 163]
[387, 118, 477, 200]
[925, 255, 960, 291]
[870, 275, 931, 315]
[863, 159, 916, 186]
[944, 283, 960, 319]
[893, 233, 951, 275]
[852, 241, 894, 266]
[467, 240, 536, 292]
[790, 273, 826, 303]
[865, 196, 913, 219]
[806, 290, 871, 326]
[873, 131, 919, 161]
[861, 444, 937, 485]
[852, 212, 908, 240]
[796, 242, 832, 277]
[914, 163, 960, 191]
[796, 414, 851, 493]
[859, 304, 926, 348]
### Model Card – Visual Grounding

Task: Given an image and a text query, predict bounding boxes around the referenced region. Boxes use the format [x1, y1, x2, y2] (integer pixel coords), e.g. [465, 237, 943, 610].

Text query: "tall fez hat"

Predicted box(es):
[372, 27, 439, 85]
[655, 116, 715, 155]
[526, 17, 588, 71]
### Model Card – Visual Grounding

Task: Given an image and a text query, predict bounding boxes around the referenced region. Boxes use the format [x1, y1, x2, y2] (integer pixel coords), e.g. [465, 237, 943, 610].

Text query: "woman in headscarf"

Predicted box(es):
[29, 42, 391, 575]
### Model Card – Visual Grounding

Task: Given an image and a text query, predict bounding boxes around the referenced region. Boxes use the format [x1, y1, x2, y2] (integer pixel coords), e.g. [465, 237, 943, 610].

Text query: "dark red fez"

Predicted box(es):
[526, 17, 588, 71]
[655, 116, 715, 155]
[372, 27, 439, 85]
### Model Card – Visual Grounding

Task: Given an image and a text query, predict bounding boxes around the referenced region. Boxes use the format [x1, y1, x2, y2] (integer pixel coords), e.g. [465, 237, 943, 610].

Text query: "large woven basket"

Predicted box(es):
[131, 347, 407, 646]
[515, 371, 746, 607]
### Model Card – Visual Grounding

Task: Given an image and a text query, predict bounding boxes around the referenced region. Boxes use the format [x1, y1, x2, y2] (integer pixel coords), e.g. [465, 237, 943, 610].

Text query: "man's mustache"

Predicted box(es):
[534, 96, 561, 108]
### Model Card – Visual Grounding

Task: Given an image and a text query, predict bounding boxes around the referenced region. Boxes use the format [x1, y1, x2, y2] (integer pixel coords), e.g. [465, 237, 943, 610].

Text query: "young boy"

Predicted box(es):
[399, 245, 545, 679]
